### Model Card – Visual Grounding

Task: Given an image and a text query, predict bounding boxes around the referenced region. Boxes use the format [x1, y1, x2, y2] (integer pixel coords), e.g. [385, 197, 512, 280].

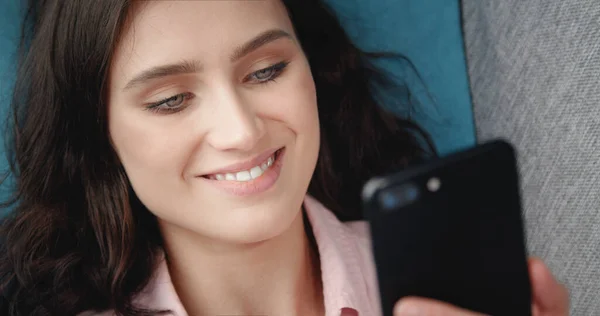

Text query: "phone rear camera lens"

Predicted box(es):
[378, 183, 420, 211]
[404, 185, 419, 201]
[380, 192, 400, 210]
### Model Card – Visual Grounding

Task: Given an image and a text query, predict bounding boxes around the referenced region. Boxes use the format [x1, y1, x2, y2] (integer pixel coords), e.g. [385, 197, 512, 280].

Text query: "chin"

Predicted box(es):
[224, 201, 305, 244]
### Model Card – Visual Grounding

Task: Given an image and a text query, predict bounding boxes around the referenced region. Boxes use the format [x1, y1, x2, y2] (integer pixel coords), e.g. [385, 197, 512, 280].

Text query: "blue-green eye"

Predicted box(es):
[247, 61, 289, 83]
[146, 92, 194, 114]
[254, 68, 275, 81]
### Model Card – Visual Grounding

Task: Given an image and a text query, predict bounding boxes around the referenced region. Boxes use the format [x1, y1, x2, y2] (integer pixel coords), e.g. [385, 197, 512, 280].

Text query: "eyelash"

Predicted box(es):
[145, 61, 290, 114]
[145, 92, 194, 114]
[244, 61, 289, 84]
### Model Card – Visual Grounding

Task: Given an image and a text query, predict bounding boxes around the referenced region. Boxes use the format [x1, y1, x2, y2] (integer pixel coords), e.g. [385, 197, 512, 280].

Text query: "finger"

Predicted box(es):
[394, 297, 488, 316]
[532, 302, 542, 316]
[529, 257, 569, 314]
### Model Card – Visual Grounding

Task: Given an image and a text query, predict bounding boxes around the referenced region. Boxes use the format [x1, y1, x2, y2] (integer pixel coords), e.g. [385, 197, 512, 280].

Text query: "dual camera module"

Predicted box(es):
[378, 177, 441, 211]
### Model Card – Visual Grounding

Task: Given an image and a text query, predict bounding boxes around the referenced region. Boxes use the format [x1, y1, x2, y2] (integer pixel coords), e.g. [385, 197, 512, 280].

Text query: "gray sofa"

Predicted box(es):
[462, 1, 600, 314]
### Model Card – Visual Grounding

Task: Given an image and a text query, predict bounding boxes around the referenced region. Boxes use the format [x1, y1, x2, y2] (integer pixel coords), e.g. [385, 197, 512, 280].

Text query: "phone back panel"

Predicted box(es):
[363, 140, 531, 316]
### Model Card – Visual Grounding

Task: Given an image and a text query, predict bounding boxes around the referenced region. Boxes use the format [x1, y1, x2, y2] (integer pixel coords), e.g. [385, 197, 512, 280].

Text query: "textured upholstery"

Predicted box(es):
[462, 1, 600, 314]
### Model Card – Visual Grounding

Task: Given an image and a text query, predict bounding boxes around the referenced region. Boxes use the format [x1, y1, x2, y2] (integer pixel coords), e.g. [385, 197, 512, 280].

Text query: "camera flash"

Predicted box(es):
[427, 177, 441, 192]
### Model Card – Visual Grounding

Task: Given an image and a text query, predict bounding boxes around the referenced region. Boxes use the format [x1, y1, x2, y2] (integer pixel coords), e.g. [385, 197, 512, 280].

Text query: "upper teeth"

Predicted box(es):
[213, 154, 275, 182]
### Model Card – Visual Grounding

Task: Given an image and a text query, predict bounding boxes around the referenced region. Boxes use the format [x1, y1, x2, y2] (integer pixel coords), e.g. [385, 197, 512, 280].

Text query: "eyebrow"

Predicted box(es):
[123, 60, 201, 91]
[230, 29, 293, 62]
[122, 29, 293, 91]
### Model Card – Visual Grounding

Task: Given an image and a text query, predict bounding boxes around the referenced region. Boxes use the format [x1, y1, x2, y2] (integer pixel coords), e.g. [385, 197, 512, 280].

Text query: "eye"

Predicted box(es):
[254, 68, 274, 81]
[246, 61, 289, 83]
[145, 92, 194, 114]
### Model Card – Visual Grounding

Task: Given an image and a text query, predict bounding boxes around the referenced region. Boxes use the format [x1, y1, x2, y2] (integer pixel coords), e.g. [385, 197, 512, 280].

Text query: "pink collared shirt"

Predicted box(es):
[85, 196, 382, 316]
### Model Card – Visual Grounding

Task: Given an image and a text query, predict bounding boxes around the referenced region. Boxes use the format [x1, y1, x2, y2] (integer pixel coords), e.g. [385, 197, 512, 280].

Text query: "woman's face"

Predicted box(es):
[107, 0, 320, 243]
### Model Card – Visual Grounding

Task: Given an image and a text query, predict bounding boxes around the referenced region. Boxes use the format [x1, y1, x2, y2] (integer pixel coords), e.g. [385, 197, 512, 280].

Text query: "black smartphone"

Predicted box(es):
[362, 140, 531, 316]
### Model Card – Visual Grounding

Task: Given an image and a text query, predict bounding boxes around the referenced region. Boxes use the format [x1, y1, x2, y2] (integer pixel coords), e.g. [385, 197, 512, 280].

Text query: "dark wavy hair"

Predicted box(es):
[0, 0, 434, 315]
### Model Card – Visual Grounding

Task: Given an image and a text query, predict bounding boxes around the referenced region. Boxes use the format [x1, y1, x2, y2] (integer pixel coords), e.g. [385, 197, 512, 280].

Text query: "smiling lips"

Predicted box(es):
[206, 152, 276, 182]
[201, 148, 286, 196]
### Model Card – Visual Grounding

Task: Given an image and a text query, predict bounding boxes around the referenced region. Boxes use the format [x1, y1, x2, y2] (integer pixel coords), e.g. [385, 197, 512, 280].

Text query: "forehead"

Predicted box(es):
[111, 0, 295, 83]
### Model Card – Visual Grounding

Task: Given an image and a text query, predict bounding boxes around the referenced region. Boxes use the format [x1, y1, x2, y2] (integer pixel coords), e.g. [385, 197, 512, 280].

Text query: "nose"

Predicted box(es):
[206, 87, 266, 152]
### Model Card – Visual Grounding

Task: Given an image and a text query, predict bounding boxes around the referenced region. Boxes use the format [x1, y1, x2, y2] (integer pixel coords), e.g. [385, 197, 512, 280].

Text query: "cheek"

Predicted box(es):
[108, 109, 202, 220]
[263, 60, 319, 137]
[108, 108, 192, 183]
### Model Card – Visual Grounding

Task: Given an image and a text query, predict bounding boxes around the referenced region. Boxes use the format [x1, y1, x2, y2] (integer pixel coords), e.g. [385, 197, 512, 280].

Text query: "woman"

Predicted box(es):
[0, 0, 568, 315]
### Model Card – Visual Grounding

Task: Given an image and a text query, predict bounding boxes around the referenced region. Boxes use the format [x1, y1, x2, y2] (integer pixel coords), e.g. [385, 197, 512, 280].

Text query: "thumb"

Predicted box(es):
[529, 257, 569, 315]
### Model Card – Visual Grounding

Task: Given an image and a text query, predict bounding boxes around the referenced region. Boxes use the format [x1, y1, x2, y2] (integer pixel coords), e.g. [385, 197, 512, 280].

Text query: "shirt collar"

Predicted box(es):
[303, 195, 377, 316]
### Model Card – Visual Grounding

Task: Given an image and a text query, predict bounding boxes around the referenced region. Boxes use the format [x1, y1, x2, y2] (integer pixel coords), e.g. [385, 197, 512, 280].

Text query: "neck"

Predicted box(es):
[161, 209, 324, 316]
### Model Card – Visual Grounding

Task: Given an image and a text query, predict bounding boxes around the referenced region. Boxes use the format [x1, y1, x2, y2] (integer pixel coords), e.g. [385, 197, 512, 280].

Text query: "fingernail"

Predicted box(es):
[394, 301, 422, 316]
